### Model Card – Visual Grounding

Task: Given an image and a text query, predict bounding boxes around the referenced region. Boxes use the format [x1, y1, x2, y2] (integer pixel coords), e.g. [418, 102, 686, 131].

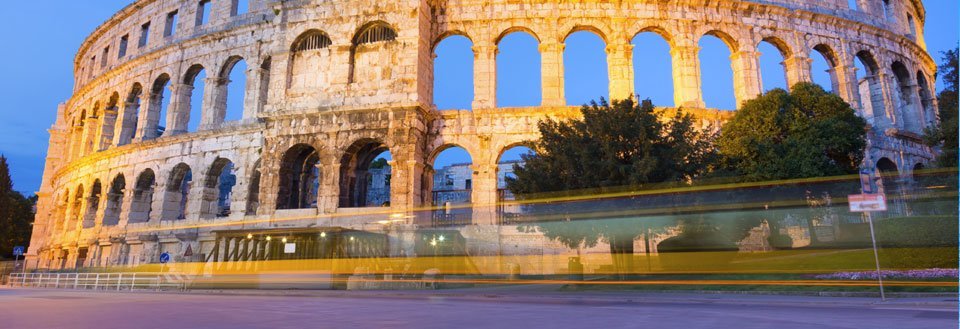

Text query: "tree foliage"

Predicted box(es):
[0, 155, 36, 259]
[924, 47, 959, 167]
[717, 83, 867, 181]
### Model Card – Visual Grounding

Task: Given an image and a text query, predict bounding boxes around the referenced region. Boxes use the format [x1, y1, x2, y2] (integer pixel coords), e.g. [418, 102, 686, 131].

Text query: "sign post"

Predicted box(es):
[12, 246, 25, 279]
[849, 168, 887, 301]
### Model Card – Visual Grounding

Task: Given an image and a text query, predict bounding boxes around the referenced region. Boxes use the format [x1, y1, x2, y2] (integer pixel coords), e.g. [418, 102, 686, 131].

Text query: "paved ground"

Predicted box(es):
[0, 288, 956, 329]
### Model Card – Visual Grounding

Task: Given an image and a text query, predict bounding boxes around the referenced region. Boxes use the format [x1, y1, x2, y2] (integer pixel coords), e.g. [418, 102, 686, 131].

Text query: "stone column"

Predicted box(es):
[138, 92, 163, 141]
[539, 42, 565, 106]
[783, 54, 812, 89]
[731, 50, 763, 108]
[201, 77, 229, 129]
[470, 163, 499, 225]
[839, 64, 862, 111]
[81, 117, 99, 157]
[317, 152, 341, 214]
[98, 106, 118, 151]
[606, 42, 635, 101]
[389, 158, 426, 211]
[249, 66, 270, 119]
[472, 44, 497, 109]
[670, 45, 705, 108]
[877, 70, 898, 129]
[166, 83, 195, 136]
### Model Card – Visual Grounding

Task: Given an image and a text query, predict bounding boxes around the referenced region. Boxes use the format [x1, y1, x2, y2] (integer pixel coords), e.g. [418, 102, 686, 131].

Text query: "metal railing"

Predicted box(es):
[7, 272, 187, 291]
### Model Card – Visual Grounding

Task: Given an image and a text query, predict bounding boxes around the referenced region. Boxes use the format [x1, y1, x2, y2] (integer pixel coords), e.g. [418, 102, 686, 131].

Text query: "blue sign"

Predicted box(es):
[159, 252, 171, 264]
[12, 246, 25, 257]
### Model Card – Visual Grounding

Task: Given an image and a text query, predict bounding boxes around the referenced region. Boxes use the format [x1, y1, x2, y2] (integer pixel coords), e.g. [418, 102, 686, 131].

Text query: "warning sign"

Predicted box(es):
[848, 194, 887, 212]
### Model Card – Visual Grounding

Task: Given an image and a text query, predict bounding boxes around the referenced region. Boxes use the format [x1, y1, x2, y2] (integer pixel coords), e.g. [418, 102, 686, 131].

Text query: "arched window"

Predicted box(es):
[758, 38, 789, 92]
[202, 158, 236, 218]
[148, 74, 172, 139]
[102, 174, 125, 226]
[428, 146, 473, 224]
[292, 30, 332, 52]
[632, 30, 674, 106]
[162, 163, 193, 220]
[118, 83, 142, 145]
[129, 169, 156, 223]
[221, 56, 248, 123]
[811, 45, 840, 94]
[83, 180, 102, 228]
[69, 185, 85, 231]
[355, 23, 397, 45]
[349, 22, 399, 84]
[699, 33, 736, 110]
[496, 145, 535, 224]
[916, 71, 935, 128]
[182, 64, 206, 133]
[277, 144, 320, 210]
[854, 51, 885, 121]
[496, 30, 541, 107]
[433, 34, 474, 110]
[246, 160, 261, 215]
[563, 30, 609, 105]
[891, 61, 920, 132]
[339, 140, 391, 208]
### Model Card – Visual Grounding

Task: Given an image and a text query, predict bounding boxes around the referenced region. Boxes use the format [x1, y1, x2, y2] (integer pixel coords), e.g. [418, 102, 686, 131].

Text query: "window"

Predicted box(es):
[907, 14, 917, 39]
[355, 24, 397, 45]
[139, 22, 151, 48]
[291, 30, 332, 52]
[232, 0, 249, 16]
[196, 0, 211, 26]
[101, 47, 109, 68]
[164, 10, 179, 37]
[118, 35, 129, 58]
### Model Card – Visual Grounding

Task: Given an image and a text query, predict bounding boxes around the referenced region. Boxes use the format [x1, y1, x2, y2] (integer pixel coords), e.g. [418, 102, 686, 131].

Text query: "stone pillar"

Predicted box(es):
[877, 70, 898, 129]
[783, 54, 812, 89]
[114, 101, 139, 146]
[839, 64, 862, 111]
[539, 42, 565, 107]
[201, 77, 229, 129]
[606, 42, 635, 101]
[249, 66, 269, 119]
[670, 45, 705, 108]
[98, 106, 118, 151]
[166, 83, 195, 135]
[317, 152, 340, 214]
[731, 50, 763, 108]
[472, 44, 497, 109]
[81, 117, 99, 157]
[470, 163, 499, 225]
[390, 158, 426, 211]
[138, 92, 164, 141]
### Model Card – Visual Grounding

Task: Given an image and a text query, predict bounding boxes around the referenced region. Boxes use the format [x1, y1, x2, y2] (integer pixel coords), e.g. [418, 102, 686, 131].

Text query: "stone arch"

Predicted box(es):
[218, 55, 248, 123]
[495, 26, 541, 44]
[245, 159, 262, 215]
[632, 26, 676, 48]
[146, 73, 172, 139]
[179, 64, 207, 133]
[563, 25, 609, 45]
[698, 32, 738, 109]
[129, 169, 156, 223]
[162, 163, 193, 220]
[563, 28, 609, 105]
[69, 184, 85, 232]
[891, 61, 920, 132]
[291, 29, 333, 53]
[118, 83, 143, 145]
[703, 30, 740, 52]
[811, 44, 841, 93]
[56, 189, 70, 232]
[433, 30, 473, 52]
[916, 70, 935, 127]
[496, 28, 542, 107]
[339, 139, 392, 208]
[433, 33, 475, 110]
[854, 50, 885, 121]
[83, 179, 102, 228]
[102, 174, 125, 226]
[98, 92, 121, 151]
[277, 144, 320, 210]
[632, 28, 674, 106]
[758, 36, 793, 91]
[257, 56, 271, 116]
[200, 157, 236, 218]
[348, 21, 399, 84]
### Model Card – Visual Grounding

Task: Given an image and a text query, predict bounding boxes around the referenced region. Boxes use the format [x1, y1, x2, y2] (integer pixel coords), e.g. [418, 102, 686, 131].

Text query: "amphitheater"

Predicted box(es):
[26, 0, 938, 272]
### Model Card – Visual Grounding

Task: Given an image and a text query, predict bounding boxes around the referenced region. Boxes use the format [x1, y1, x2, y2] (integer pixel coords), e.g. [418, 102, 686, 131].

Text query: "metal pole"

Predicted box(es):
[866, 211, 886, 301]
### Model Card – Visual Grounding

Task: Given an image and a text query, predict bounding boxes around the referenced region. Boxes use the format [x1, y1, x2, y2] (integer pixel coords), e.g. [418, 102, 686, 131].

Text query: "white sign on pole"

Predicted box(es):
[848, 193, 888, 212]
[284, 243, 296, 254]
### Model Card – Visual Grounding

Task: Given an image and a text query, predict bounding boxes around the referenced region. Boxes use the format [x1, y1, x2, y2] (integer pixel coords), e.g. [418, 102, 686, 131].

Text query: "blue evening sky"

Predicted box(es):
[0, 1, 956, 194]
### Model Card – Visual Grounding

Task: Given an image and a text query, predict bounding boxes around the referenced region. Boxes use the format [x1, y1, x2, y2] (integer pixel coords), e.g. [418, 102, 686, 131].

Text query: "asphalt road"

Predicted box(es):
[0, 288, 955, 329]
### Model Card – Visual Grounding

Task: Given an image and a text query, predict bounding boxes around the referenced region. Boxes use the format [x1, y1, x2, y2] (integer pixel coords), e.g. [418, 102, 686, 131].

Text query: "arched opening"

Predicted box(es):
[99, 93, 120, 151]
[430, 146, 473, 224]
[891, 61, 919, 132]
[876, 157, 900, 196]
[102, 174, 125, 226]
[632, 31, 674, 106]
[246, 160, 261, 215]
[698, 34, 736, 110]
[433, 34, 474, 110]
[83, 180, 102, 228]
[854, 51, 885, 121]
[183, 64, 206, 132]
[496, 145, 535, 222]
[916, 72, 935, 127]
[277, 144, 320, 210]
[69, 185, 84, 231]
[150, 74, 172, 138]
[118, 83, 142, 145]
[162, 163, 192, 220]
[339, 140, 392, 208]
[811, 45, 840, 93]
[201, 158, 236, 218]
[221, 57, 248, 123]
[257, 57, 271, 115]
[129, 169, 156, 223]
[289, 30, 333, 93]
[56, 191, 70, 232]
[758, 39, 789, 91]
[496, 30, 541, 107]
[349, 22, 398, 84]
[564, 30, 609, 105]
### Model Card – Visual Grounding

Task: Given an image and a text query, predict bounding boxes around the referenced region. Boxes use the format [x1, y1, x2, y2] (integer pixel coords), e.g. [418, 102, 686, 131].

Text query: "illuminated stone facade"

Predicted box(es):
[27, 0, 937, 270]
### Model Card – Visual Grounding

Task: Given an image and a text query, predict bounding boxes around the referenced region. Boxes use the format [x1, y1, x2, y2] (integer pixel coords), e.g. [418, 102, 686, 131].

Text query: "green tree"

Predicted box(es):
[717, 83, 867, 181]
[924, 47, 959, 167]
[716, 83, 867, 246]
[0, 155, 36, 260]
[506, 98, 720, 274]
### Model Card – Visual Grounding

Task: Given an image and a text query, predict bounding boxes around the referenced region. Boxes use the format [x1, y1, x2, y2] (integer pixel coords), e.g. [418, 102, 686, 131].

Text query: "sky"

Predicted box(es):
[0, 1, 956, 194]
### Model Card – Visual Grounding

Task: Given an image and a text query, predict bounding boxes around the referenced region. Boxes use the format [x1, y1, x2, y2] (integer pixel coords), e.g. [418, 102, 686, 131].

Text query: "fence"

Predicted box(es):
[7, 272, 187, 291]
